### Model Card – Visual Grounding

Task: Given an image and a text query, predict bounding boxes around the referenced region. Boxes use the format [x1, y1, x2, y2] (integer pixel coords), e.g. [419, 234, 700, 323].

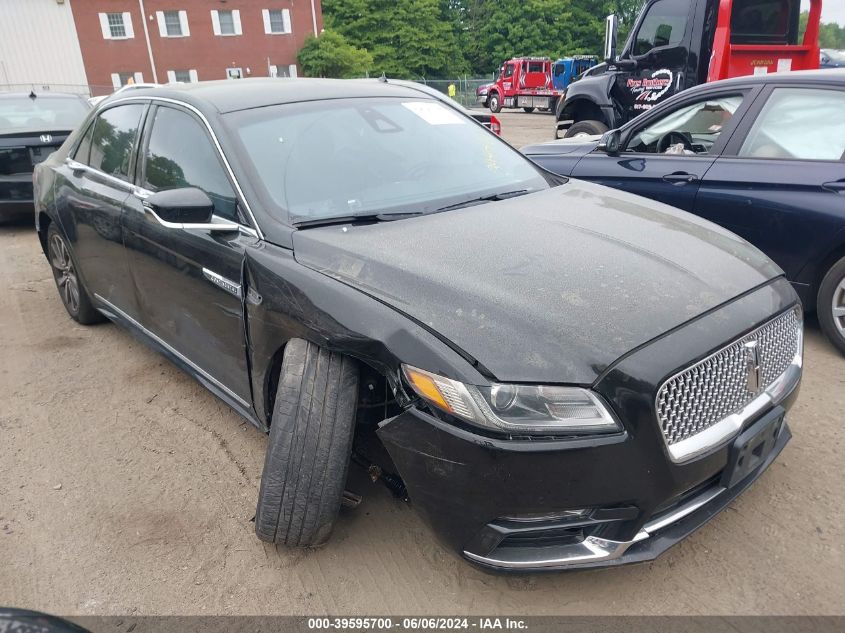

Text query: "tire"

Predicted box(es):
[522, 107, 535, 114]
[489, 93, 502, 113]
[564, 119, 609, 139]
[817, 255, 845, 356]
[255, 339, 359, 547]
[46, 223, 103, 325]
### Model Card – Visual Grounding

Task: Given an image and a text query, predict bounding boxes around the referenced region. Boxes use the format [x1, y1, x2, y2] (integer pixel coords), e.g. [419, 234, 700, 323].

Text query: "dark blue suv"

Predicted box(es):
[523, 69, 845, 355]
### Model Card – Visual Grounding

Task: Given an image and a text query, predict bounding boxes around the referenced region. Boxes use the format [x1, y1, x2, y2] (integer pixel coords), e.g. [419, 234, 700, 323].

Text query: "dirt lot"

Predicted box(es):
[1, 111, 844, 616]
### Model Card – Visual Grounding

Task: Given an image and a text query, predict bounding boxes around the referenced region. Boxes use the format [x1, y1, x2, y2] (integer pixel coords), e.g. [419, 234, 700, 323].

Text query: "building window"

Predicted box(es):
[212, 9, 242, 36]
[167, 69, 198, 83]
[99, 12, 134, 39]
[111, 72, 144, 89]
[157, 10, 190, 37]
[263, 9, 291, 34]
[270, 64, 297, 78]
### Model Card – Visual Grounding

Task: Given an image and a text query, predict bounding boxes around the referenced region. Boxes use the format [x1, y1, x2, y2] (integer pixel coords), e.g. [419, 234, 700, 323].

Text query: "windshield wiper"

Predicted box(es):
[294, 211, 424, 229]
[435, 189, 531, 213]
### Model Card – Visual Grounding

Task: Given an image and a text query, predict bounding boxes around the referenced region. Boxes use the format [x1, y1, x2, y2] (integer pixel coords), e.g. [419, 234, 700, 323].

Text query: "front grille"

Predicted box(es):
[656, 308, 801, 448]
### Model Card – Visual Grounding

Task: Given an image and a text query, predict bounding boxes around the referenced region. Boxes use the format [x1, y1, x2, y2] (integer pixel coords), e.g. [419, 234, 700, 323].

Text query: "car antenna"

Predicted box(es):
[378, 73, 388, 83]
[29, 89, 37, 100]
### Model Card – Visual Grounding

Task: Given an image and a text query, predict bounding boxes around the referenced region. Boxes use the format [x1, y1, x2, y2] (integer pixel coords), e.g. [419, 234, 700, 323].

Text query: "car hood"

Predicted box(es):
[521, 136, 600, 158]
[292, 180, 782, 384]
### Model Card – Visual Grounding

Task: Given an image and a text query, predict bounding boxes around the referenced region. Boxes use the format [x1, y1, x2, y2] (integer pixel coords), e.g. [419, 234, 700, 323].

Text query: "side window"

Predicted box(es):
[73, 120, 95, 164]
[88, 104, 144, 180]
[626, 94, 744, 155]
[633, 0, 688, 56]
[739, 88, 845, 161]
[503, 64, 515, 79]
[142, 106, 238, 221]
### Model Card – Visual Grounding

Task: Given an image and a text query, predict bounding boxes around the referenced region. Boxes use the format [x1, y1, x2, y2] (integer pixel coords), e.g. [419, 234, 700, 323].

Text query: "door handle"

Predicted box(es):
[662, 172, 698, 185]
[822, 180, 845, 193]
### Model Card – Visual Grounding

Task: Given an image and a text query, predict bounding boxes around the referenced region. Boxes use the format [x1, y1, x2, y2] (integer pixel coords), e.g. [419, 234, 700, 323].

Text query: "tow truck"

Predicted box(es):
[555, 0, 822, 138]
[552, 55, 598, 91]
[487, 57, 563, 113]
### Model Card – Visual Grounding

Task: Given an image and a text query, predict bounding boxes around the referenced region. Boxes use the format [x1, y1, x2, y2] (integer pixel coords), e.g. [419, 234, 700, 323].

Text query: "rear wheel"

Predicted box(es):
[46, 223, 103, 325]
[489, 93, 502, 113]
[255, 339, 359, 546]
[564, 119, 608, 139]
[522, 107, 535, 113]
[818, 255, 845, 355]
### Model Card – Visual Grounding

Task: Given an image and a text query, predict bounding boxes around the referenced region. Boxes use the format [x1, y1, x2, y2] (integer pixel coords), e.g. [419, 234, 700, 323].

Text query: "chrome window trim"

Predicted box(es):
[64, 157, 135, 192]
[94, 293, 251, 410]
[102, 95, 264, 240]
[655, 308, 803, 464]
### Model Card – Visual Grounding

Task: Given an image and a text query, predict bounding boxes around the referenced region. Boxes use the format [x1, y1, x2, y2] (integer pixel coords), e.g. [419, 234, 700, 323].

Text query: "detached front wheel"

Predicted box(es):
[818, 255, 845, 356]
[255, 339, 359, 546]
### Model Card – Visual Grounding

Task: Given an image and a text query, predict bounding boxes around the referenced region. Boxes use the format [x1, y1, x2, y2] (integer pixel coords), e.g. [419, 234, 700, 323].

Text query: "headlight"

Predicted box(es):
[402, 365, 621, 436]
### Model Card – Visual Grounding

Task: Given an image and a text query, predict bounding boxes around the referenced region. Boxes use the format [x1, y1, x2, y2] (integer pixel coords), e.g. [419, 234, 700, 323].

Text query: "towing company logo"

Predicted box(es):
[627, 69, 674, 110]
[39, 134, 53, 144]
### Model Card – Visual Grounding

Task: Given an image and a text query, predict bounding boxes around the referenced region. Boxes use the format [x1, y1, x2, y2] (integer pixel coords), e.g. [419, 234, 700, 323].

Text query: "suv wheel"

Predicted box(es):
[818, 255, 845, 355]
[46, 224, 103, 324]
[255, 339, 359, 546]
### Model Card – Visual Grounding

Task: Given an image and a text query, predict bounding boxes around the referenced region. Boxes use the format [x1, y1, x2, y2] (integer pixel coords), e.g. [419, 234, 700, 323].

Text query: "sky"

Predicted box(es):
[802, 0, 845, 26]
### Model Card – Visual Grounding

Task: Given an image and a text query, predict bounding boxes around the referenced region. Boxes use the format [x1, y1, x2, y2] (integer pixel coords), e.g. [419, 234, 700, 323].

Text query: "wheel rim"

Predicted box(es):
[833, 276, 845, 337]
[49, 234, 80, 314]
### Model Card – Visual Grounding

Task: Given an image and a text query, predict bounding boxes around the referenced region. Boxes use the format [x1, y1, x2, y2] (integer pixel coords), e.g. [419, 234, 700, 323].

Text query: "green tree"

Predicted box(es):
[297, 30, 373, 78]
[799, 11, 845, 49]
[323, 0, 468, 78]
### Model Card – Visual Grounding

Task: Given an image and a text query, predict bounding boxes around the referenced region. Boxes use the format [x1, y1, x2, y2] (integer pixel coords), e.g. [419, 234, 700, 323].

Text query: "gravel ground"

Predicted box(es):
[1, 111, 844, 616]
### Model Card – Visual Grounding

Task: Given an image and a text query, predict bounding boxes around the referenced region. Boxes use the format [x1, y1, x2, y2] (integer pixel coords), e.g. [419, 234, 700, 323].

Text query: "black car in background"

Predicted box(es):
[523, 69, 845, 355]
[0, 92, 89, 221]
[34, 79, 802, 571]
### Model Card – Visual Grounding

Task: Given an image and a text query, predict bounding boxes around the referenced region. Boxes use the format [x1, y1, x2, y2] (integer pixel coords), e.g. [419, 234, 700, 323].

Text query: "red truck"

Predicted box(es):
[487, 57, 563, 114]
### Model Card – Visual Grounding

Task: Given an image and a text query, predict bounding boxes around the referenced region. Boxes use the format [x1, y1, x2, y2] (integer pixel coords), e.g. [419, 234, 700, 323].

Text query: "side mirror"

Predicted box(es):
[144, 187, 214, 226]
[597, 129, 621, 155]
[604, 14, 619, 63]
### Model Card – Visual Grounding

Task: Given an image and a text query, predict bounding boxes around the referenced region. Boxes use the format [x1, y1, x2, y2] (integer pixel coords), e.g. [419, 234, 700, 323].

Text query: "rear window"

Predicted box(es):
[0, 96, 88, 133]
[730, 0, 799, 44]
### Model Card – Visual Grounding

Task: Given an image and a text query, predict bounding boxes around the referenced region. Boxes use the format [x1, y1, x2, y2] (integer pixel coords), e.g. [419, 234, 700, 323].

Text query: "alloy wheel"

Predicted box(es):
[49, 234, 80, 314]
[833, 276, 845, 337]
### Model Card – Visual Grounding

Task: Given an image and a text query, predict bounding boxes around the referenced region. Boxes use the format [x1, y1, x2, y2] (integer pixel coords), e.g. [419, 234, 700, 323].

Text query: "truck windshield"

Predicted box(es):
[730, 0, 799, 45]
[225, 98, 549, 225]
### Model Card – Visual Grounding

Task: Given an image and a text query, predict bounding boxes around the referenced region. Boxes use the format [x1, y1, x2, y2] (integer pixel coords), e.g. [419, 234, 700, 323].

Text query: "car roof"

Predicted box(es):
[684, 68, 845, 95]
[124, 78, 437, 115]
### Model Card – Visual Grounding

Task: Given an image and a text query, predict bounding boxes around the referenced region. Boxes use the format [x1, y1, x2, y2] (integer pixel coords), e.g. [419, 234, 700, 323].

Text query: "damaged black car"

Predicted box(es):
[33, 79, 803, 571]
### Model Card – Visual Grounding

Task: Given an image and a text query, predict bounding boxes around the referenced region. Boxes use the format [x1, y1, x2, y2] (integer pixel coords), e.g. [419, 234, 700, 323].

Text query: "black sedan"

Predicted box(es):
[0, 92, 89, 221]
[523, 69, 845, 356]
[34, 79, 802, 571]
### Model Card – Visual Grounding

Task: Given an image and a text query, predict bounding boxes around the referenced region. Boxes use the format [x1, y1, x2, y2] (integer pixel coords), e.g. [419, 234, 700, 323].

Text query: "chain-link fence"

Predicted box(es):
[0, 83, 113, 97]
[415, 77, 496, 109]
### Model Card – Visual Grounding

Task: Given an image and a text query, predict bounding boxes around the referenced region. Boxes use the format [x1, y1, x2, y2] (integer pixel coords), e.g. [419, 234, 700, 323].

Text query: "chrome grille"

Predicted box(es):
[656, 308, 801, 447]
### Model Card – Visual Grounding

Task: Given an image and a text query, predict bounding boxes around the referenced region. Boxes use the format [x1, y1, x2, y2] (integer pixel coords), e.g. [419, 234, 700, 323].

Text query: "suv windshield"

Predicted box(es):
[225, 97, 549, 225]
[0, 96, 88, 133]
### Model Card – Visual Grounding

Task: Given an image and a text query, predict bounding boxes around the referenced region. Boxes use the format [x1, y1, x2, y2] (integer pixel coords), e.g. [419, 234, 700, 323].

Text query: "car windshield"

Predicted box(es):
[0, 96, 88, 133]
[225, 97, 549, 225]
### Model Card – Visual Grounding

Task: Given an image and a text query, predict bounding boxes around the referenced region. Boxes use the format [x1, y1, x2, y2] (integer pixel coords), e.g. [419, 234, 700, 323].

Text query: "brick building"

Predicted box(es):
[71, 0, 322, 94]
[1, 0, 322, 96]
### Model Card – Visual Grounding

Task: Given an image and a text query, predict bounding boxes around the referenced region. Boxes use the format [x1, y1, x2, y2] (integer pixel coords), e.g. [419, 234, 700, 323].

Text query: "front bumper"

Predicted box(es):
[377, 278, 801, 571]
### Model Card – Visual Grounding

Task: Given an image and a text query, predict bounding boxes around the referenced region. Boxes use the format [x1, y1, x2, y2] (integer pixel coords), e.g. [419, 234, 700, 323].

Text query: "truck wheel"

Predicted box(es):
[46, 223, 104, 325]
[489, 93, 502, 113]
[818, 255, 845, 356]
[565, 120, 608, 139]
[522, 107, 535, 114]
[255, 339, 359, 547]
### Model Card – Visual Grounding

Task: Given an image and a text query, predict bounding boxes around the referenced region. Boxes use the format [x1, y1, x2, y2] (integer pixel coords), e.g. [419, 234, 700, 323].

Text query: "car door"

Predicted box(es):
[571, 88, 755, 211]
[695, 84, 845, 293]
[56, 102, 147, 316]
[122, 103, 257, 409]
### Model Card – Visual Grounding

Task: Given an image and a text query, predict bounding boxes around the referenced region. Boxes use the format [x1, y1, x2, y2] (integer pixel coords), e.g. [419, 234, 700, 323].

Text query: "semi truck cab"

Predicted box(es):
[555, 0, 821, 138]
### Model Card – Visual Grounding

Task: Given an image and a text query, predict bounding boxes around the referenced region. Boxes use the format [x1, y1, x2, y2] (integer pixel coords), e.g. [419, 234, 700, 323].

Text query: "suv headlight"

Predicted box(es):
[402, 365, 621, 436]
